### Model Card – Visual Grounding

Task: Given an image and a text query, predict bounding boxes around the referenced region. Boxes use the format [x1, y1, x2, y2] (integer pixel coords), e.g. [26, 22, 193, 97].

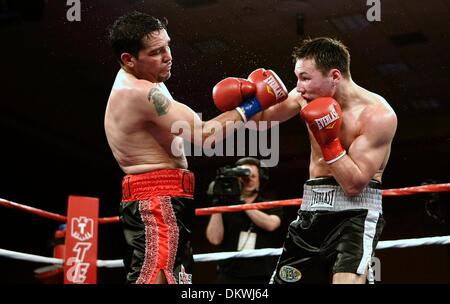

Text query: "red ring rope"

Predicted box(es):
[1, 183, 449, 219]
[195, 183, 450, 216]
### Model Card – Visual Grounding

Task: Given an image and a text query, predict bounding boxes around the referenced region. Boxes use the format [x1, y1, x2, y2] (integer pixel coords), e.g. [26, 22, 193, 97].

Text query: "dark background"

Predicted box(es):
[0, 0, 449, 284]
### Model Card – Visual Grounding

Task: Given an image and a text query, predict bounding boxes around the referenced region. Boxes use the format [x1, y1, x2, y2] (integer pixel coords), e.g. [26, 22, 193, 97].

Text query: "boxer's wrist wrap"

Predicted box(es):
[235, 106, 247, 123]
[121, 169, 195, 202]
[325, 150, 346, 164]
[322, 139, 347, 164]
[237, 96, 262, 122]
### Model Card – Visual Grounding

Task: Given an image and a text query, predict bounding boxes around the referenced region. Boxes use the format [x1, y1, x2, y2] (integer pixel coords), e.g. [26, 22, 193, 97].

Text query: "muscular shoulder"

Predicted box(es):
[360, 94, 397, 141]
[125, 79, 157, 101]
[117, 78, 174, 115]
[110, 72, 152, 102]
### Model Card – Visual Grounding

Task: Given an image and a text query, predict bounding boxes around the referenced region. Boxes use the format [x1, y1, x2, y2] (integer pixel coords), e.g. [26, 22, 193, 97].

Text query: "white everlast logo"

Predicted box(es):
[311, 188, 336, 208]
[314, 106, 339, 130]
[265, 75, 287, 100]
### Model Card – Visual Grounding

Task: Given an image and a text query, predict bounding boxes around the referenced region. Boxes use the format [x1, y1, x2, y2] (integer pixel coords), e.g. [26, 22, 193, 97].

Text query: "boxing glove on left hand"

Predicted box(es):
[236, 68, 288, 122]
[300, 97, 346, 164]
[212, 77, 256, 112]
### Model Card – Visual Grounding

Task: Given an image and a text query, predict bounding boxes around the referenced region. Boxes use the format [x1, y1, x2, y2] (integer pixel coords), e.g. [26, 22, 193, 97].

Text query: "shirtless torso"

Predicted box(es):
[256, 58, 397, 194]
[105, 69, 187, 174]
[304, 86, 395, 184]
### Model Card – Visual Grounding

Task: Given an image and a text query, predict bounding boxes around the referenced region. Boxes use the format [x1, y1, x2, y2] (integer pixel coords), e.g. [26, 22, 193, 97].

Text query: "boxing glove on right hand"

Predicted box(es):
[300, 97, 346, 164]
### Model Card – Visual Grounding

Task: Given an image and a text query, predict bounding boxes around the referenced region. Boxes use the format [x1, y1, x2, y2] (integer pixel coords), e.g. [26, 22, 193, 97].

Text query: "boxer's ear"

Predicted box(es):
[329, 69, 341, 85]
[121, 53, 135, 68]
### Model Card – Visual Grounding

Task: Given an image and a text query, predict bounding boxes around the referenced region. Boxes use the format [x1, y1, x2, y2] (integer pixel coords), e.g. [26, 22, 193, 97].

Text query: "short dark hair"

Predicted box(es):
[292, 37, 351, 78]
[108, 11, 167, 64]
[235, 157, 269, 184]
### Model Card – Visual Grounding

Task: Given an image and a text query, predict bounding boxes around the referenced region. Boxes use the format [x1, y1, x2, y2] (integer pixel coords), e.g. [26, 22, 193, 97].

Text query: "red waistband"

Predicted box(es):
[121, 169, 195, 202]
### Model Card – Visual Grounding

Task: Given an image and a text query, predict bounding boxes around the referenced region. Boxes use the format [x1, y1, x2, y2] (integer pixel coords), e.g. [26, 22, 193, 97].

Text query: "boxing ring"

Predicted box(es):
[1, 182, 449, 284]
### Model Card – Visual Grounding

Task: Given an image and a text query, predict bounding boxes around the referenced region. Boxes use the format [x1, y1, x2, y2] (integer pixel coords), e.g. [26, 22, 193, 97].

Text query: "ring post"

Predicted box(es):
[63, 196, 99, 284]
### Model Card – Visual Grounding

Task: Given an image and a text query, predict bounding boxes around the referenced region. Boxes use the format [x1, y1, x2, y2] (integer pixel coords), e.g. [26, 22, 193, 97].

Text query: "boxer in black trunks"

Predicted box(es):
[250, 37, 397, 283]
[272, 177, 384, 283]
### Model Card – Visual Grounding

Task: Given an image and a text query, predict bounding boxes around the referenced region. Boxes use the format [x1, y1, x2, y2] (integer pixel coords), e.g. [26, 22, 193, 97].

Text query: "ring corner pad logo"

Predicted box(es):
[66, 216, 95, 284]
[71, 216, 94, 241]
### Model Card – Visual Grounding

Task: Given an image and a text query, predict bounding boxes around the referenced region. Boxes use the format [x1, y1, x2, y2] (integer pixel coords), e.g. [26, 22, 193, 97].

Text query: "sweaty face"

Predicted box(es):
[133, 29, 172, 83]
[240, 164, 260, 195]
[294, 58, 335, 102]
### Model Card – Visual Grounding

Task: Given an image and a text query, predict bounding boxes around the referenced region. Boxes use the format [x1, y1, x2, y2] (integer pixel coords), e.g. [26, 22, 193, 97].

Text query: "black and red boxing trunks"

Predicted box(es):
[119, 169, 195, 284]
[271, 177, 384, 284]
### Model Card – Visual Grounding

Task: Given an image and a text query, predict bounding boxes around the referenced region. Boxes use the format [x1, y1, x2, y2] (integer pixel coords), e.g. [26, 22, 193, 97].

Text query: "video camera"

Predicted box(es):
[207, 165, 251, 206]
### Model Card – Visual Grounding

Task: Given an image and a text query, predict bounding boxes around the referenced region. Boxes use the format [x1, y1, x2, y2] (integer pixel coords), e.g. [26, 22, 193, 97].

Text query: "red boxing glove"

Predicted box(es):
[212, 77, 256, 111]
[247, 68, 288, 109]
[300, 97, 346, 164]
[234, 68, 289, 122]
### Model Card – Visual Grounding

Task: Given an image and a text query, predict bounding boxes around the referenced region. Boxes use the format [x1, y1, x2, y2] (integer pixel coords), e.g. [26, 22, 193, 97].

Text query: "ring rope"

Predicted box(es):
[0, 198, 119, 224]
[194, 235, 450, 262]
[196, 199, 302, 216]
[382, 183, 450, 196]
[195, 183, 450, 215]
[2, 183, 449, 219]
[0, 249, 62, 265]
[0, 198, 67, 222]
[2, 235, 449, 267]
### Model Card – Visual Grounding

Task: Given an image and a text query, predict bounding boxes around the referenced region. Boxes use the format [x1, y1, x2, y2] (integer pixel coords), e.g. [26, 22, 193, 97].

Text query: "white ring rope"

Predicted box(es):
[0, 249, 62, 265]
[375, 235, 450, 250]
[1, 235, 449, 268]
[194, 248, 282, 263]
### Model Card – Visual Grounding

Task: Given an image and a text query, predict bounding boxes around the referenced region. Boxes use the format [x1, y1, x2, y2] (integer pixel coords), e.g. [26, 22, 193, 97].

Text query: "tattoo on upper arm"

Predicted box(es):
[148, 88, 171, 116]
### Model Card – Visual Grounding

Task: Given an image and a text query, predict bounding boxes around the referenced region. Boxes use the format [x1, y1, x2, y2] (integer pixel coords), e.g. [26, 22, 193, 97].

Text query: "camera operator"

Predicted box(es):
[205, 157, 284, 284]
